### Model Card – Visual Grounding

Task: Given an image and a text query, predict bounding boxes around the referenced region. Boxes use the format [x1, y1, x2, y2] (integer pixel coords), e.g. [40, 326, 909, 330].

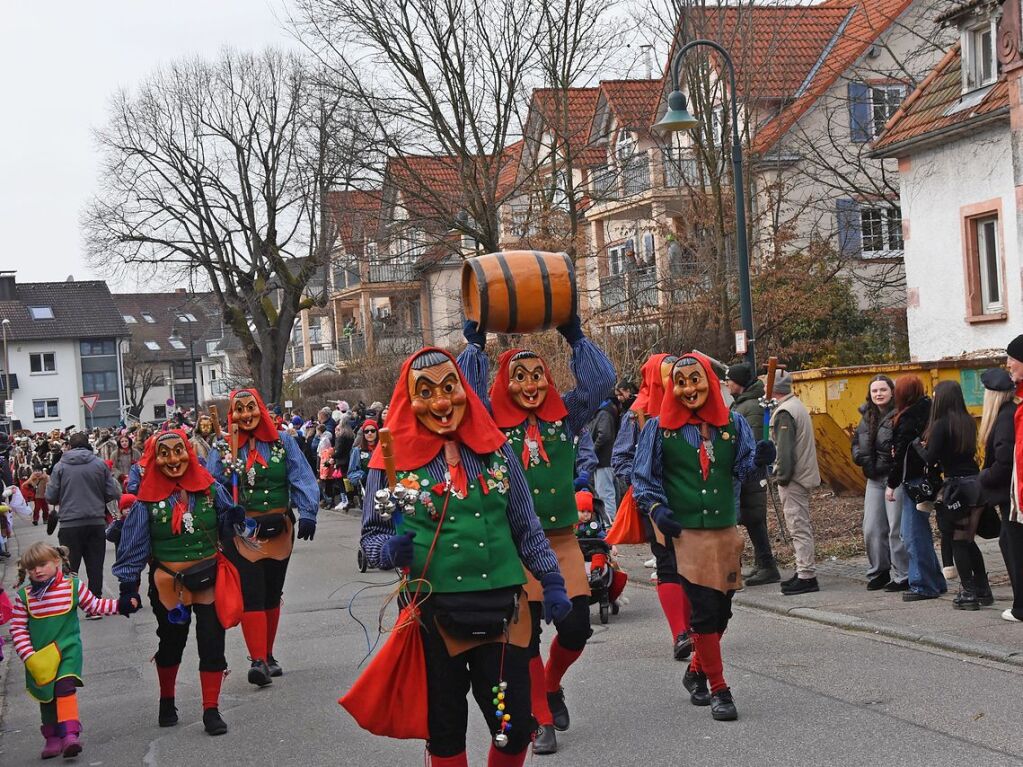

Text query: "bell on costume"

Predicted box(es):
[168, 602, 191, 625]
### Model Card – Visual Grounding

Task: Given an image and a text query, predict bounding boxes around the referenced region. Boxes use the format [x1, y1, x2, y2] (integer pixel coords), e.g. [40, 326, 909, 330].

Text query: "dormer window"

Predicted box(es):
[615, 130, 635, 166]
[963, 19, 996, 92]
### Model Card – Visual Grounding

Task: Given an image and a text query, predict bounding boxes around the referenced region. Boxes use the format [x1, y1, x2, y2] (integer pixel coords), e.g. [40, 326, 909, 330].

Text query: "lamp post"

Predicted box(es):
[653, 39, 756, 373]
[170, 323, 199, 413]
[1, 318, 10, 433]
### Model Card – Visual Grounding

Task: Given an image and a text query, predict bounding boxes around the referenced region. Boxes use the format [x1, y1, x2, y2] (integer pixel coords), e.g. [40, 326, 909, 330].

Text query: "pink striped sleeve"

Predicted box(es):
[9, 595, 35, 661]
[77, 582, 119, 617]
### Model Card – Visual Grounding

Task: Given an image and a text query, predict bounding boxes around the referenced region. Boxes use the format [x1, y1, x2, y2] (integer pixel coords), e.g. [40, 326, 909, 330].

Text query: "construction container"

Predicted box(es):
[790, 355, 1004, 495]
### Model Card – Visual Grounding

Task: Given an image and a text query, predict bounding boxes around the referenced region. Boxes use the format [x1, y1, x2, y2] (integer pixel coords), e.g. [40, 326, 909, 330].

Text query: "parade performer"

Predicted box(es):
[346, 418, 380, 487]
[112, 430, 245, 735]
[355, 347, 570, 767]
[10, 542, 139, 759]
[458, 315, 615, 755]
[190, 414, 219, 462]
[610, 354, 691, 660]
[205, 389, 319, 687]
[632, 353, 775, 721]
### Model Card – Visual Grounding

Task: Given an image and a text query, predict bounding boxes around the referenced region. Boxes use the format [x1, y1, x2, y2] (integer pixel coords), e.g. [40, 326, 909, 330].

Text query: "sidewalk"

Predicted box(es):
[615, 536, 1023, 668]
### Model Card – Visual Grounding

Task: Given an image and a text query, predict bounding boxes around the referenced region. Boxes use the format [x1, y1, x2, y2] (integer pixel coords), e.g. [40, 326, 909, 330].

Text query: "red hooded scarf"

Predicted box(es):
[228, 388, 281, 471]
[631, 353, 672, 418]
[659, 351, 731, 430]
[370, 348, 507, 472]
[136, 430, 215, 534]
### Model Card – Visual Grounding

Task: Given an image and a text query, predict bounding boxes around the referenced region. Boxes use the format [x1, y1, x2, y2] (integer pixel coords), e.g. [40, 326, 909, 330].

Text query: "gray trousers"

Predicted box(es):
[863, 479, 908, 582]
[779, 481, 815, 578]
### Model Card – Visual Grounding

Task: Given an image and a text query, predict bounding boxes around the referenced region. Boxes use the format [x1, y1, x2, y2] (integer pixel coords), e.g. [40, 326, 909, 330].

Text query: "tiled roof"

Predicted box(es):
[752, 0, 916, 154]
[935, 0, 989, 25]
[496, 141, 524, 199]
[325, 189, 382, 254]
[871, 44, 1009, 154]
[113, 291, 224, 361]
[0, 279, 128, 341]
[600, 79, 664, 133]
[533, 87, 601, 144]
[385, 154, 466, 222]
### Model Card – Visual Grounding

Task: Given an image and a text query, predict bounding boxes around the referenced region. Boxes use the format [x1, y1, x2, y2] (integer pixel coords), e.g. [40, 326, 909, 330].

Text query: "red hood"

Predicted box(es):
[631, 353, 672, 418]
[489, 348, 569, 428]
[136, 429, 214, 502]
[227, 388, 281, 443]
[659, 351, 730, 429]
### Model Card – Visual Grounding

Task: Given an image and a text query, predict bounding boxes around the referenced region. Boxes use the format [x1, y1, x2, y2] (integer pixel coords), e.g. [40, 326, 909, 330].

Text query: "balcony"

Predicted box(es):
[338, 333, 367, 361]
[621, 153, 650, 197]
[591, 165, 616, 200]
[663, 150, 700, 188]
[332, 263, 361, 291]
[368, 262, 417, 283]
[598, 265, 659, 314]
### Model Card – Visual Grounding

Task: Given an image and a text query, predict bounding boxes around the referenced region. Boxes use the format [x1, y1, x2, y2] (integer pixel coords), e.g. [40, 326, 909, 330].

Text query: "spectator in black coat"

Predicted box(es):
[590, 396, 620, 520]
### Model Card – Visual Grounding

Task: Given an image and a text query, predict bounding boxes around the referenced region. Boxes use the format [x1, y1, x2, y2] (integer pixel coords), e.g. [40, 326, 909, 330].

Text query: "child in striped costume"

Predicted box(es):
[9, 543, 139, 759]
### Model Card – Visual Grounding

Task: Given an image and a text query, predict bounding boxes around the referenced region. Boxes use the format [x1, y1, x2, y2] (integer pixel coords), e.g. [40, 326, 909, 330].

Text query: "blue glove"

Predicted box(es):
[573, 472, 590, 491]
[117, 591, 141, 617]
[463, 320, 486, 349]
[219, 504, 247, 538]
[754, 440, 777, 468]
[556, 313, 584, 345]
[541, 572, 571, 624]
[380, 532, 416, 570]
[297, 518, 316, 541]
[650, 504, 683, 539]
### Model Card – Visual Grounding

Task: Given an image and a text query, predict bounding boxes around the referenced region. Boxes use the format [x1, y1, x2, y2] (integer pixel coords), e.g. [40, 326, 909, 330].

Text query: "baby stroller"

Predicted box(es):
[579, 536, 617, 624]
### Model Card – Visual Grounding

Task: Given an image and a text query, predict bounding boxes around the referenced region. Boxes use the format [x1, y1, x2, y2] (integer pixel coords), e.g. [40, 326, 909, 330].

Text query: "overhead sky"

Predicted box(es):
[1, 0, 295, 287]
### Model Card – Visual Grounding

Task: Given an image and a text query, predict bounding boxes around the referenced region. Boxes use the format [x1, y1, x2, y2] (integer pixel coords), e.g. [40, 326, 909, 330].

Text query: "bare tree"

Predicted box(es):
[85, 49, 368, 402]
[121, 347, 165, 420]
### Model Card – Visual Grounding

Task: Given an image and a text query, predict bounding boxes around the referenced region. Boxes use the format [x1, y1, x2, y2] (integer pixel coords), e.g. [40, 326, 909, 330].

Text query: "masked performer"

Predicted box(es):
[360, 348, 570, 767]
[632, 353, 774, 721]
[458, 316, 615, 755]
[190, 414, 220, 462]
[205, 389, 319, 687]
[112, 431, 244, 734]
[611, 354, 693, 660]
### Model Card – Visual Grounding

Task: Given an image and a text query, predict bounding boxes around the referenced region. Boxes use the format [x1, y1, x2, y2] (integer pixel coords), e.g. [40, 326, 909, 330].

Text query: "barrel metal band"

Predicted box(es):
[561, 252, 578, 318]
[496, 253, 518, 332]
[533, 250, 553, 329]
[469, 258, 489, 332]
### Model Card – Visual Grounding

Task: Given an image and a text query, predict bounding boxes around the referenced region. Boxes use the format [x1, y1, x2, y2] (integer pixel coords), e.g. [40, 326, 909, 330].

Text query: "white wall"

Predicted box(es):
[6, 339, 83, 430]
[899, 125, 1018, 360]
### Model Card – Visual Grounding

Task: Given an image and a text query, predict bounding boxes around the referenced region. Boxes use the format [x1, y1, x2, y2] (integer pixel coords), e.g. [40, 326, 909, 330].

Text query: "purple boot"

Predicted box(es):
[40, 724, 62, 759]
[60, 721, 82, 758]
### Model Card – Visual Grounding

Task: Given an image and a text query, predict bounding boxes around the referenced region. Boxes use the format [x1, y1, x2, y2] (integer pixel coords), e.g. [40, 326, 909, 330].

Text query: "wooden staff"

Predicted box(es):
[208, 405, 223, 439]
[763, 356, 779, 441]
[378, 427, 398, 490]
[230, 423, 240, 504]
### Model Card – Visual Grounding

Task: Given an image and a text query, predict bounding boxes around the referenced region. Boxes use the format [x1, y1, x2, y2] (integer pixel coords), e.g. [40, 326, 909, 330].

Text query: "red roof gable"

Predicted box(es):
[497, 140, 524, 199]
[600, 79, 664, 133]
[384, 154, 466, 222]
[325, 189, 382, 253]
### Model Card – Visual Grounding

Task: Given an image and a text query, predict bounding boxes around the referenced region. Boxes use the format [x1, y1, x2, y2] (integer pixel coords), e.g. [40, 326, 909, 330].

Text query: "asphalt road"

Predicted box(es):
[2, 511, 1023, 767]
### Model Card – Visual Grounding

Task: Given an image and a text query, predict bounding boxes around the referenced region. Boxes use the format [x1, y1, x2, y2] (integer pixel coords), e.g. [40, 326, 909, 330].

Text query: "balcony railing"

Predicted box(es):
[338, 333, 367, 361]
[368, 262, 417, 283]
[663, 150, 700, 188]
[622, 153, 650, 197]
[591, 165, 616, 200]
[598, 265, 659, 313]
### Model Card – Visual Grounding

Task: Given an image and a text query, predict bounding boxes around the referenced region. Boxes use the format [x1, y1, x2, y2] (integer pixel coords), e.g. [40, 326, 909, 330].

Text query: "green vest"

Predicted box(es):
[504, 419, 578, 530]
[19, 577, 83, 702]
[241, 441, 290, 512]
[662, 417, 737, 529]
[148, 484, 219, 563]
[394, 453, 527, 594]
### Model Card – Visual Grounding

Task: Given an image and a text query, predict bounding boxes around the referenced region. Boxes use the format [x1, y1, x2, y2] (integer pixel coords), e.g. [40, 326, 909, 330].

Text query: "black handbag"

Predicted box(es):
[431, 586, 520, 641]
[977, 505, 1002, 540]
[903, 439, 942, 505]
[939, 476, 982, 519]
[253, 513, 287, 539]
[157, 558, 218, 592]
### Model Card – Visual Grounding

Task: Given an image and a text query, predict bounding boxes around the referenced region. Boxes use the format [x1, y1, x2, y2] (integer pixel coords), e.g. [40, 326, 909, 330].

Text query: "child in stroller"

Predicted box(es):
[575, 490, 628, 624]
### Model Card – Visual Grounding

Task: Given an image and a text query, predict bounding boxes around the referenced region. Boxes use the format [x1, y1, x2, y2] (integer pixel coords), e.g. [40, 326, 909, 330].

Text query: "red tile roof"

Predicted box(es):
[599, 79, 664, 134]
[532, 87, 600, 144]
[496, 140, 524, 199]
[325, 189, 382, 253]
[384, 154, 466, 222]
[751, 0, 917, 154]
[871, 44, 1009, 154]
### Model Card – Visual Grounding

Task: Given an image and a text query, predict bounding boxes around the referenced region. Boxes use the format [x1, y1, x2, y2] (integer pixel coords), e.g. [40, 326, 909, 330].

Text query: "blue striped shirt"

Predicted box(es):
[611, 410, 642, 482]
[575, 427, 598, 477]
[360, 442, 559, 579]
[112, 482, 237, 585]
[632, 414, 758, 514]
[205, 433, 320, 521]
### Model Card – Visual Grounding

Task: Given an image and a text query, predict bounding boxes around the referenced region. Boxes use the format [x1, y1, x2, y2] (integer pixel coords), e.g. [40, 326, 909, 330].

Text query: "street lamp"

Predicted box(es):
[653, 39, 756, 372]
[170, 323, 199, 412]
[1, 318, 10, 433]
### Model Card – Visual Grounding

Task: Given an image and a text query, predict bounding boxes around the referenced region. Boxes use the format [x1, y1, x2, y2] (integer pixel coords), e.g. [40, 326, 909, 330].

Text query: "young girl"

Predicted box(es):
[9, 542, 139, 759]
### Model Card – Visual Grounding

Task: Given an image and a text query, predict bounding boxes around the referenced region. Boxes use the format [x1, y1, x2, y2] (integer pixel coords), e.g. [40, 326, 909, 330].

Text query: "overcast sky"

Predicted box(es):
[1, 1, 295, 287]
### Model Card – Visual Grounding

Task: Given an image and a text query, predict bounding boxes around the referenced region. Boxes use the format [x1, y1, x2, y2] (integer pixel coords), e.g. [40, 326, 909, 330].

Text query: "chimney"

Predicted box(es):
[0, 271, 15, 301]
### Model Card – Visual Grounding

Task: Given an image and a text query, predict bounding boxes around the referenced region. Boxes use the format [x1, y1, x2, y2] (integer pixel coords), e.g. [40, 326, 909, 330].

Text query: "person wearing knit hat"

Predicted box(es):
[769, 369, 822, 595]
[1007, 335, 1023, 384]
[457, 314, 616, 756]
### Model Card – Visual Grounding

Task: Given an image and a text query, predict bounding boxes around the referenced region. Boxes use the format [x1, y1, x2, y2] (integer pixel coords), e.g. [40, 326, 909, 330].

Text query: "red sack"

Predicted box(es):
[0, 588, 12, 625]
[214, 552, 244, 629]
[605, 487, 648, 545]
[339, 605, 428, 740]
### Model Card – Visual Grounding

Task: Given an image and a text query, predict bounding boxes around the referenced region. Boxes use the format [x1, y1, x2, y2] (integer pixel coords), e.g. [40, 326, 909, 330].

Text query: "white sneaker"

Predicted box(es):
[333, 501, 348, 511]
[942, 566, 958, 580]
[650, 571, 658, 581]
[1002, 608, 1021, 623]
[644, 557, 657, 568]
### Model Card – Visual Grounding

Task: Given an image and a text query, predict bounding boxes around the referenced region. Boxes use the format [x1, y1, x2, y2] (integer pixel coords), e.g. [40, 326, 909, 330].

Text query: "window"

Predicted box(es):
[32, 399, 59, 420]
[641, 232, 656, 266]
[168, 337, 186, 350]
[615, 130, 635, 167]
[145, 340, 161, 351]
[964, 21, 996, 91]
[82, 371, 119, 394]
[141, 312, 156, 324]
[80, 340, 115, 357]
[969, 214, 1004, 315]
[123, 314, 137, 324]
[608, 244, 628, 276]
[170, 360, 192, 379]
[153, 404, 167, 420]
[176, 313, 198, 322]
[308, 322, 322, 344]
[29, 352, 56, 373]
[29, 306, 54, 320]
[859, 206, 903, 257]
[870, 85, 905, 138]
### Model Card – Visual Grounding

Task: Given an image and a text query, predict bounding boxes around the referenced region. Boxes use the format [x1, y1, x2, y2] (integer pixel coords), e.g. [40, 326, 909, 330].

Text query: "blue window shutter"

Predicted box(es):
[837, 199, 862, 257]
[848, 82, 871, 143]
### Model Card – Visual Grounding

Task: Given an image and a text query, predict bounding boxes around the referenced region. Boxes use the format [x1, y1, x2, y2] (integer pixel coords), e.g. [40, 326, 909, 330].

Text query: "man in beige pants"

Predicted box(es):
[769, 372, 821, 595]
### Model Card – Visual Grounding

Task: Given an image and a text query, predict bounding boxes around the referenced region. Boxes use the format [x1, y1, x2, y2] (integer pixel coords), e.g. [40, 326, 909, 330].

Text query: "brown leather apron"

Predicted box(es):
[434, 589, 532, 656]
[153, 557, 217, 610]
[673, 527, 744, 593]
[523, 527, 589, 602]
[234, 508, 294, 563]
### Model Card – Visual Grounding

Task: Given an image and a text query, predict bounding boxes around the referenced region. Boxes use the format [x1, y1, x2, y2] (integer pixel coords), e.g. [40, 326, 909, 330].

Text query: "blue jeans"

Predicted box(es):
[899, 491, 946, 596]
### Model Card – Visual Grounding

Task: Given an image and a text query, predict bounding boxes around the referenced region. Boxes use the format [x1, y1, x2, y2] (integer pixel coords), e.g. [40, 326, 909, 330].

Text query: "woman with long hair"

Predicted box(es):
[886, 375, 945, 601]
[925, 380, 988, 610]
[977, 369, 1021, 620]
[852, 375, 908, 591]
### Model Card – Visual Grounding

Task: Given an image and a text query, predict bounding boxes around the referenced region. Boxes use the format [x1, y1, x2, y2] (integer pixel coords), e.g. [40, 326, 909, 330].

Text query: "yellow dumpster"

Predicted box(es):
[790, 356, 1004, 495]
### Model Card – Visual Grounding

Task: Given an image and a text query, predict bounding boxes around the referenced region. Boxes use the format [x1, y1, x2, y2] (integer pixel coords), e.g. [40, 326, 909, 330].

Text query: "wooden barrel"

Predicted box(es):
[462, 251, 577, 334]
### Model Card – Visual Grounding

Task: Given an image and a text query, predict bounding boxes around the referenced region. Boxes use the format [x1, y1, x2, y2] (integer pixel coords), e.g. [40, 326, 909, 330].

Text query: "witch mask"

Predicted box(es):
[155, 433, 190, 479]
[507, 353, 548, 410]
[673, 357, 709, 411]
[407, 353, 467, 435]
[232, 393, 261, 433]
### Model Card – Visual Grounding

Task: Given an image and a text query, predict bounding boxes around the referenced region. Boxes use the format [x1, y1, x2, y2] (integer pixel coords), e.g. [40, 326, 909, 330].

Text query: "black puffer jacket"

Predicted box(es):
[851, 403, 896, 481]
[979, 399, 1017, 508]
[886, 396, 931, 490]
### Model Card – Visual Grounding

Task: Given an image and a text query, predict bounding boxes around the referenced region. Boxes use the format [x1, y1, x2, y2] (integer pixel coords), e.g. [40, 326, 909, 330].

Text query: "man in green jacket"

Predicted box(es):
[725, 365, 780, 585]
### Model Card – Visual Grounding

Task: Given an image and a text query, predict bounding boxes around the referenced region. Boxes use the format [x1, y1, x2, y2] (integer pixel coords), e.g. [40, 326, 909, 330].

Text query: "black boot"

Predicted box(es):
[710, 688, 738, 721]
[673, 631, 692, 661]
[267, 655, 283, 677]
[953, 576, 979, 611]
[203, 708, 228, 736]
[248, 659, 273, 687]
[745, 563, 781, 586]
[547, 689, 569, 731]
[158, 697, 178, 727]
[683, 666, 711, 706]
[532, 724, 558, 754]
[975, 573, 994, 606]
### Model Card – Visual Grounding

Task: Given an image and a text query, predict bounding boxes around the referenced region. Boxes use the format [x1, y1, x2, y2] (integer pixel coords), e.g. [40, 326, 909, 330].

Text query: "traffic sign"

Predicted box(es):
[166, 398, 175, 407]
[81, 394, 100, 412]
[4, 399, 12, 417]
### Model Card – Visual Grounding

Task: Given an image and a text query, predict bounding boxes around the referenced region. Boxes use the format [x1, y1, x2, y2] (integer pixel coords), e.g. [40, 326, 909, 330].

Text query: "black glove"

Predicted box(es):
[46, 511, 59, 536]
[380, 532, 416, 570]
[650, 505, 683, 539]
[117, 587, 141, 617]
[119, 581, 140, 596]
[463, 320, 486, 349]
[297, 518, 316, 541]
[105, 518, 123, 545]
[754, 440, 777, 467]
[219, 504, 247, 538]
[556, 313, 584, 345]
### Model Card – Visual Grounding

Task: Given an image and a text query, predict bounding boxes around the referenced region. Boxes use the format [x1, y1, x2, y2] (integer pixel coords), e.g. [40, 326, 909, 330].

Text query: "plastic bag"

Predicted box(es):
[605, 487, 647, 545]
